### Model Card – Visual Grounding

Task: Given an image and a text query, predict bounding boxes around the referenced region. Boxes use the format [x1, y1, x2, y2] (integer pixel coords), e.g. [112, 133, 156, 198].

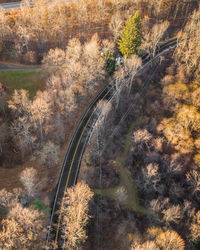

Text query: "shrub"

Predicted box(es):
[102, 49, 116, 76]
[31, 199, 49, 215]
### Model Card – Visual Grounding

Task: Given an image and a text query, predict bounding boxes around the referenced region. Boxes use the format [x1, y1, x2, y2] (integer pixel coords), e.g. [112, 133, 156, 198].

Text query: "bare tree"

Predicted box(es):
[0, 8, 11, 41]
[8, 89, 31, 117]
[39, 141, 59, 168]
[141, 21, 169, 56]
[0, 203, 44, 249]
[0, 189, 16, 209]
[109, 12, 123, 41]
[75, 0, 89, 38]
[82, 34, 105, 90]
[133, 241, 159, 250]
[65, 38, 82, 64]
[123, 55, 142, 87]
[186, 170, 200, 200]
[30, 90, 51, 142]
[133, 129, 153, 147]
[42, 47, 66, 66]
[61, 182, 94, 249]
[15, 25, 31, 54]
[175, 7, 200, 80]
[112, 0, 132, 10]
[135, 163, 162, 194]
[89, 100, 112, 152]
[155, 230, 185, 250]
[162, 205, 182, 224]
[10, 116, 35, 159]
[20, 167, 37, 199]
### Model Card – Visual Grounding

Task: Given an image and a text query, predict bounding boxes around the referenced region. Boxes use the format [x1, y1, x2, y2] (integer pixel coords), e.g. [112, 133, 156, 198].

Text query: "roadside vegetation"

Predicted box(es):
[78, 2, 200, 249]
[0, 0, 199, 249]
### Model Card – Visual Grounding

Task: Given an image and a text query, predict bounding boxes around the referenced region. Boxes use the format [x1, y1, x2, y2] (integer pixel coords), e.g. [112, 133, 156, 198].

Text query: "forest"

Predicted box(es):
[0, 0, 199, 249]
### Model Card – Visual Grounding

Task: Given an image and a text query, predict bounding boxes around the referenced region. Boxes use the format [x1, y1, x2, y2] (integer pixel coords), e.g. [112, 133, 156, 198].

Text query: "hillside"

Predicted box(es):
[0, 0, 199, 249]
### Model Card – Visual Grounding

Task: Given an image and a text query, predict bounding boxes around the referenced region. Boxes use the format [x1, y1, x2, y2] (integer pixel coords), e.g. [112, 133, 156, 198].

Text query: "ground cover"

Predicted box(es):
[95, 117, 147, 214]
[0, 68, 52, 98]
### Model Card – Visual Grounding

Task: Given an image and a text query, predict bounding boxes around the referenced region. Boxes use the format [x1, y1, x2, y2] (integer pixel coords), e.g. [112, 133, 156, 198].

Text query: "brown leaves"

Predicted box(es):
[162, 81, 190, 111]
[158, 80, 200, 155]
[61, 182, 94, 249]
[158, 117, 194, 154]
[0, 203, 44, 249]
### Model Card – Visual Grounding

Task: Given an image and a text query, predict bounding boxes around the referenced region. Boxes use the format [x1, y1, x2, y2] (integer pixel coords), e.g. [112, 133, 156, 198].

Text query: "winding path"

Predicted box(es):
[0, 62, 44, 70]
[45, 38, 178, 249]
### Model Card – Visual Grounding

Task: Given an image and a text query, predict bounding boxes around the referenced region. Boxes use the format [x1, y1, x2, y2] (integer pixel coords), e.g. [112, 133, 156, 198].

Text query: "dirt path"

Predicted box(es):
[96, 117, 147, 214]
[0, 61, 45, 70]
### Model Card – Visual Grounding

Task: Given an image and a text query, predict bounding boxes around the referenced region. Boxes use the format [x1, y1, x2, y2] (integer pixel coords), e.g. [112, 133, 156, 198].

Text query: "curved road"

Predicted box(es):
[45, 38, 178, 249]
[0, 62, 44, 70]
[0, 2, 179, 247]
[0, 0, 76, 10]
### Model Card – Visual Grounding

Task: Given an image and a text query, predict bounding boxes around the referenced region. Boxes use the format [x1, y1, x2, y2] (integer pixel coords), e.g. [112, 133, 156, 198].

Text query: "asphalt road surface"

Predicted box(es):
[45, 38, 178, 249]
[0, 1, 25, 10]
[0, 0, 76, 10]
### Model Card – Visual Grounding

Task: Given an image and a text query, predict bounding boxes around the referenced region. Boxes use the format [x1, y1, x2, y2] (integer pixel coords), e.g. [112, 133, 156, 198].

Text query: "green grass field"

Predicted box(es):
[95, 117, 149, 214]
[0, 69, 51, 98]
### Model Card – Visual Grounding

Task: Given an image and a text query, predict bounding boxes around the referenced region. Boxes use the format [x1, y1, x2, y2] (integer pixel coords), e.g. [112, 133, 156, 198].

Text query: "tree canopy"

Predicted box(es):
[118, 11, 142, 57]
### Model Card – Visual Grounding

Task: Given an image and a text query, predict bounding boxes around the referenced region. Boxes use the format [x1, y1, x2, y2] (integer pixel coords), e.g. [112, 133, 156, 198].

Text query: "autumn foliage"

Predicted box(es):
[61, 182, 94, 249]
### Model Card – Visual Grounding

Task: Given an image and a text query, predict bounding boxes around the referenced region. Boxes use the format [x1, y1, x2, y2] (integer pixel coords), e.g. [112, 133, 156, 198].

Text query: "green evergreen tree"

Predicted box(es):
[118, 11, 142, 57]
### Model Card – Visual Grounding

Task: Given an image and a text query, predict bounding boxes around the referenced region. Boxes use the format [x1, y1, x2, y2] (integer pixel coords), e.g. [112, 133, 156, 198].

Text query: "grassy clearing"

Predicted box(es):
[95, 117, 148, 214]
[0, 69, 52, 98]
